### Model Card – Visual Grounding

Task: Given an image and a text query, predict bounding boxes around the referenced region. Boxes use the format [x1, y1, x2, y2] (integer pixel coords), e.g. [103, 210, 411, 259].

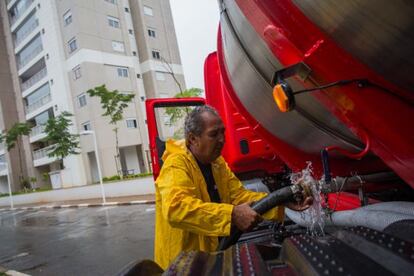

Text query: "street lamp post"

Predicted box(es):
[0, 161, 13, 209]
[80, 130, 106, 204]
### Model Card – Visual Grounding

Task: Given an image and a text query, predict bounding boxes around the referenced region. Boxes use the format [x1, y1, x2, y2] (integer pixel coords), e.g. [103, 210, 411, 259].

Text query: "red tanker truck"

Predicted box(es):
[141, 0, 414, 275]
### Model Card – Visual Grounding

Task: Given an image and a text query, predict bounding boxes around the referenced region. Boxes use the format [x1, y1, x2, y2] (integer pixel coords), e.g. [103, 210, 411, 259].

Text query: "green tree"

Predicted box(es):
[87, 85, 134, 175]
[160, 56, 203, 138]
[165, 88, 203, 126]
[44, 111, 80, 160]
[0, 122, 31, 189]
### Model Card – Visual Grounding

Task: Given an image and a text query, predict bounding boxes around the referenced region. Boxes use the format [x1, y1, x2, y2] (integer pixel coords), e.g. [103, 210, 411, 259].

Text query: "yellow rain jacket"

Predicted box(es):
[154, 139, 285, 269]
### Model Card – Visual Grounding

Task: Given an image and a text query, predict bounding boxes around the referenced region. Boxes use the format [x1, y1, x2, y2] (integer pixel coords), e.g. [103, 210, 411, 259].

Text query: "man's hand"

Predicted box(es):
[286, 196, 313, 211]
[231, 203, 262, 232]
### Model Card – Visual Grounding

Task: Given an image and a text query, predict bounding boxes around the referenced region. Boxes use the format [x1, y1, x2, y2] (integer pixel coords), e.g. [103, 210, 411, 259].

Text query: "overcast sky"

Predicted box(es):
[170, 0, 220, 90]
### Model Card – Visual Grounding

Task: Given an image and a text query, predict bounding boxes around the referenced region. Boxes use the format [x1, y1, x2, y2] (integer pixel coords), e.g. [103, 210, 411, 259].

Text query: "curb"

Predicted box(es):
[0, 265, 30, 276]
[0, 200, 155, 212]
[3, 270, 30, 276]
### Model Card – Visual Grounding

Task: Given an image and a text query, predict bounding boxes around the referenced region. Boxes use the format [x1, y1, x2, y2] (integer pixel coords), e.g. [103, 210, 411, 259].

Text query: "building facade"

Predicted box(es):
[0, 0, 185, 192]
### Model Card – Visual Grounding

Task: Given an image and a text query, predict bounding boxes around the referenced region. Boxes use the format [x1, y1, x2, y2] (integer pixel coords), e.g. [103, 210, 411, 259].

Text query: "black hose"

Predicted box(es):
[217, 186, 295, 251]
[347, 171, 398, 184]
[322, 171, 400, 193]
[250, 186, 294, 214]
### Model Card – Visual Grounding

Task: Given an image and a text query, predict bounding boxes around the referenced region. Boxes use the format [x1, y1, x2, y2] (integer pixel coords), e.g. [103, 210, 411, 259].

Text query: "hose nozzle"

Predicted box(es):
[290, 181, 313, 203]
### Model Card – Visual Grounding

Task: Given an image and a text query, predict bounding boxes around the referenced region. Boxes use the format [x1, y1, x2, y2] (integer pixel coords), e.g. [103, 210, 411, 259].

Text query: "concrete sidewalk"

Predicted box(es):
[0, 176, 156, 210]
[0, 194, 155, 211]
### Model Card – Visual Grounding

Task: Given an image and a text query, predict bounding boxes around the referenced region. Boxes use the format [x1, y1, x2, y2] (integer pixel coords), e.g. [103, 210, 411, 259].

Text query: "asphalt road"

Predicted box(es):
[0, 205, 155, 275]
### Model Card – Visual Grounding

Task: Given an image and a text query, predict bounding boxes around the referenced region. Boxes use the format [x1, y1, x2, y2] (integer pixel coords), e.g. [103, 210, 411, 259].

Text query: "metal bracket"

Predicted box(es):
[271, 62, 312, 85]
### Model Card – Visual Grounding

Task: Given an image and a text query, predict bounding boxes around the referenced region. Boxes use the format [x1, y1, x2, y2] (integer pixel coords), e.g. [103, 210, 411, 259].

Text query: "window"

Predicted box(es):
[132, 51, 137, 56]
[128, 29, 133, 35]
[126, 119, 137, 128]
[152, 50, 160, 60]
[17, 34, 41, 69]
[112, 41, 125, 52]
[34, 110, 52, 126]
[148, 29, 156, 38]
[105, 0, 117, 4]
[68, 37, 77, 53]
[26, 83, 50, 107]
[72, 65, 81, 80]
[120, 91, 134, 96]
[63, 10, 72, 26]
[107, 16, 120, 28]
[77, 94, 87, 107]
[119, 91, 135, 97]
[143, 6, 153, 16]
[15, 16, 38, 44]
[155, 71, 165, 81]
[117, 67, 129, 77]
[81, 121, 92, 131]
[124, 7, 129, 12]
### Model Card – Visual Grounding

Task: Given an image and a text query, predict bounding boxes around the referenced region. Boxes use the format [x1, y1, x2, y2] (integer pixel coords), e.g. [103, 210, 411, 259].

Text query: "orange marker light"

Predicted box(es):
[273, 84, 290, 112]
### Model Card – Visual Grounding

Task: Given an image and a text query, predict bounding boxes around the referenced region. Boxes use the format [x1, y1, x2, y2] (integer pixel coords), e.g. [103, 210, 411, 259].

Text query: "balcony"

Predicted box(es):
[15, 18, 39, 47]
[21, 67, 47, 92]
[30, 124, 46, 137]
[29, 124, 47, 143]
[33, 144, 58, 167]
[33, 144, 56, 160]
[25, 93, 51, 115]
[10, 0, 35, 26]
[18, 44, 43, 69]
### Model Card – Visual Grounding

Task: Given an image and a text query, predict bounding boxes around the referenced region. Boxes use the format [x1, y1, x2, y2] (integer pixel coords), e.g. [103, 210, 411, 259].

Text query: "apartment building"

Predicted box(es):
[0, 0, 185, 192]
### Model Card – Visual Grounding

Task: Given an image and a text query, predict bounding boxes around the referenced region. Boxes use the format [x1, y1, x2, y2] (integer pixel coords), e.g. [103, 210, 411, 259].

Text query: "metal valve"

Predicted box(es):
[290, 181, 313, 203]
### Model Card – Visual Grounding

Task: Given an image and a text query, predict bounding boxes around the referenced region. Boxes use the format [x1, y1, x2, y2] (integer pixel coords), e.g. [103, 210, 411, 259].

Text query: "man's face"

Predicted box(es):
[189, 112, 225, 164]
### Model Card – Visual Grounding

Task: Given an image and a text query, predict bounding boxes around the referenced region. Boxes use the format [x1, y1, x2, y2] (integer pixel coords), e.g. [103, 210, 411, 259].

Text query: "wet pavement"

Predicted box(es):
[0, 205, 155, 275]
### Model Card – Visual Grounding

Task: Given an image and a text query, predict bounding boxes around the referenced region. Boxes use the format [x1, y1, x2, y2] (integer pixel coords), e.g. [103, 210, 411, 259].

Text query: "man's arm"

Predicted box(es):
[231, 202, 263, 231]
[222, 161, 285, 222]
[157, 156, 234, 236]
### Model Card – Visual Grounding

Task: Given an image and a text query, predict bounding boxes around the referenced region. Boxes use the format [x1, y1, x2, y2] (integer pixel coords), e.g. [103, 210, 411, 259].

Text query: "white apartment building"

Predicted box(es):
[0, 0, 185, 192]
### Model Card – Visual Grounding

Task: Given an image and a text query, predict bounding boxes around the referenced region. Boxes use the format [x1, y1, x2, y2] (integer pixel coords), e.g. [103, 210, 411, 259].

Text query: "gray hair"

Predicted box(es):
[184, 105, 220, 140]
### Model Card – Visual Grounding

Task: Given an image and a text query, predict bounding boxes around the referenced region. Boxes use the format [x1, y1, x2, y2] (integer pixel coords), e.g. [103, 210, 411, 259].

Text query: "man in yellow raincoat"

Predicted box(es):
[154, 105, 311, 269]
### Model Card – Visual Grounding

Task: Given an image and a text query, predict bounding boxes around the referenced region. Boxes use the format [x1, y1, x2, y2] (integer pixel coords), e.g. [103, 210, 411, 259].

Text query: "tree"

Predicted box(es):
[164, 88, 203, 139]
[159, 56, 202, 126]
[0, 122, 31, 189]
[165, 88, 203, 126]
[87, 85, 134, 175]
[44, 111, 80, 161]
[161, 56, 184, 93]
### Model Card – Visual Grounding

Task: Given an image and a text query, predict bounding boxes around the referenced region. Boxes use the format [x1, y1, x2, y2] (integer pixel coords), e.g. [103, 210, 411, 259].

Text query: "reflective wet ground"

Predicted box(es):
[0, 205, 155, 275]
